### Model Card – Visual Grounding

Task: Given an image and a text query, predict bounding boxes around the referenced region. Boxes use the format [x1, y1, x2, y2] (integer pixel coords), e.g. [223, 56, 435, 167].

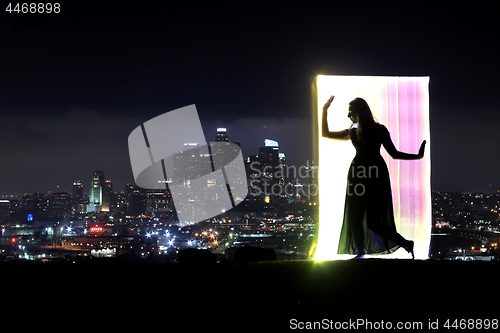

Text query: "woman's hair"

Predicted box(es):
[349, 97, 378, 143]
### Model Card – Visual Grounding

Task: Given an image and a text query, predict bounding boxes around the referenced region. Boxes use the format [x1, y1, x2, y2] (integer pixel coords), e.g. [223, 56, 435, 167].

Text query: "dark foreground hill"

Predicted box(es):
[2, 259, 498, 330]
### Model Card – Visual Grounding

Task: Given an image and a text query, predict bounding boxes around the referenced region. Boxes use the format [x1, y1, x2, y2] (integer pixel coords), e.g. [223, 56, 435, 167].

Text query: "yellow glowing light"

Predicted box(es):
[314, 75, 431, 260]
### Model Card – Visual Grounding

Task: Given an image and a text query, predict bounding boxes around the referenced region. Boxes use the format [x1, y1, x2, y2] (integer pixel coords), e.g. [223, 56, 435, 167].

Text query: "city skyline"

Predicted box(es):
[0, 124, 312, 196]
[1, 120, 499, 197]
[1, 2, 498, 196]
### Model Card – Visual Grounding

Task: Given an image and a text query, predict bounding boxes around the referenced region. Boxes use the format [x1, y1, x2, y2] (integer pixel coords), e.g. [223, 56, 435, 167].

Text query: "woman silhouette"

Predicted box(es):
[322, 96, 426, 259]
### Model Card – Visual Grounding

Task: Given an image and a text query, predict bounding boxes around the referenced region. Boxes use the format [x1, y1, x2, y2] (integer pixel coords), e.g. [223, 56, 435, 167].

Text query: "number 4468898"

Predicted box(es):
[444, 319, 498, 330]
[6, 3, 61, 14]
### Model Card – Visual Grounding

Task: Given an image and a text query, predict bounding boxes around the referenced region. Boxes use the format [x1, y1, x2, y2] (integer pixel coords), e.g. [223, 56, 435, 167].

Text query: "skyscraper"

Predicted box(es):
[215, 127, 229, 142]
[88, 171, 104, 212]
[125, 183, 146, 216]
[47, 192, 72, 218]
[94, 171, 105, 189]
[258, 139, 280, 196]
[102, 180, 116, 212]
[104, 179, 113, 195]
[73, 181, 83, 203]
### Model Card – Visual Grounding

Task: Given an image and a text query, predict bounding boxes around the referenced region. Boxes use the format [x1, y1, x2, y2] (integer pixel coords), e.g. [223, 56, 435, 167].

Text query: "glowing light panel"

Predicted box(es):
[265, 139, 279, 147]
[314, 75, 431, 260]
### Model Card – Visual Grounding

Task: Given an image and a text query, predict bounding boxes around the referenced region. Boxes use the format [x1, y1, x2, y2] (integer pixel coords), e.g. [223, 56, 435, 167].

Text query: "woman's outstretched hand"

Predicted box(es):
[323, 95, 334, 112]
[418, 140, 427, 159]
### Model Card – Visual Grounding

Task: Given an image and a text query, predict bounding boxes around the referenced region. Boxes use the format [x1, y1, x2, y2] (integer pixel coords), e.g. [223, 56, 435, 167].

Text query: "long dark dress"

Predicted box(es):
[337, 124, 406, 255]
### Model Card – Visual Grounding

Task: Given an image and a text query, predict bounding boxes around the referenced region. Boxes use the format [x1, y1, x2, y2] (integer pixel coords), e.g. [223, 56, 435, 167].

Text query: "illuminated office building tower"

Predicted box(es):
[278, 152, 286, 167]
[73, 181, 83, 203]
[89, 171, 104, 212]
[277, 152, 288, 186]
[94, 171, 105, 189]
[0, 200, 11, 223]
[213, 126, 241, 157]
[173, 143, 203, 184]
[259, 139, 280, 194]
[101, 179, 115, 212]
[104, 179, 113, 195]
[145, 189, 174, 218]
[47, 192, 72, 218]
[102, 193, 118, 212]
[215, 127, 229, 142]
[125, 183, 146, 216]
[245, 155, 260, 197]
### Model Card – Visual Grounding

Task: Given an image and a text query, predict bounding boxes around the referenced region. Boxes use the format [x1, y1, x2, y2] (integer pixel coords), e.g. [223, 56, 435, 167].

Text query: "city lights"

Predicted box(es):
[314, 75, 432, 260]
[89, 226, 103, 233]
[3, 100, 497, 265]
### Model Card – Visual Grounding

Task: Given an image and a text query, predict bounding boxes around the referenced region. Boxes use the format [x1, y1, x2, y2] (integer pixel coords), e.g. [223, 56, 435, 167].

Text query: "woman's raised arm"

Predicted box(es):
[322, 96, 350, 141]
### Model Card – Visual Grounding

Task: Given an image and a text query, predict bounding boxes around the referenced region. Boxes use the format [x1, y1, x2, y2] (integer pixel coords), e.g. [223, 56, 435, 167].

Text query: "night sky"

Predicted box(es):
[0, 1, 498, 195]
